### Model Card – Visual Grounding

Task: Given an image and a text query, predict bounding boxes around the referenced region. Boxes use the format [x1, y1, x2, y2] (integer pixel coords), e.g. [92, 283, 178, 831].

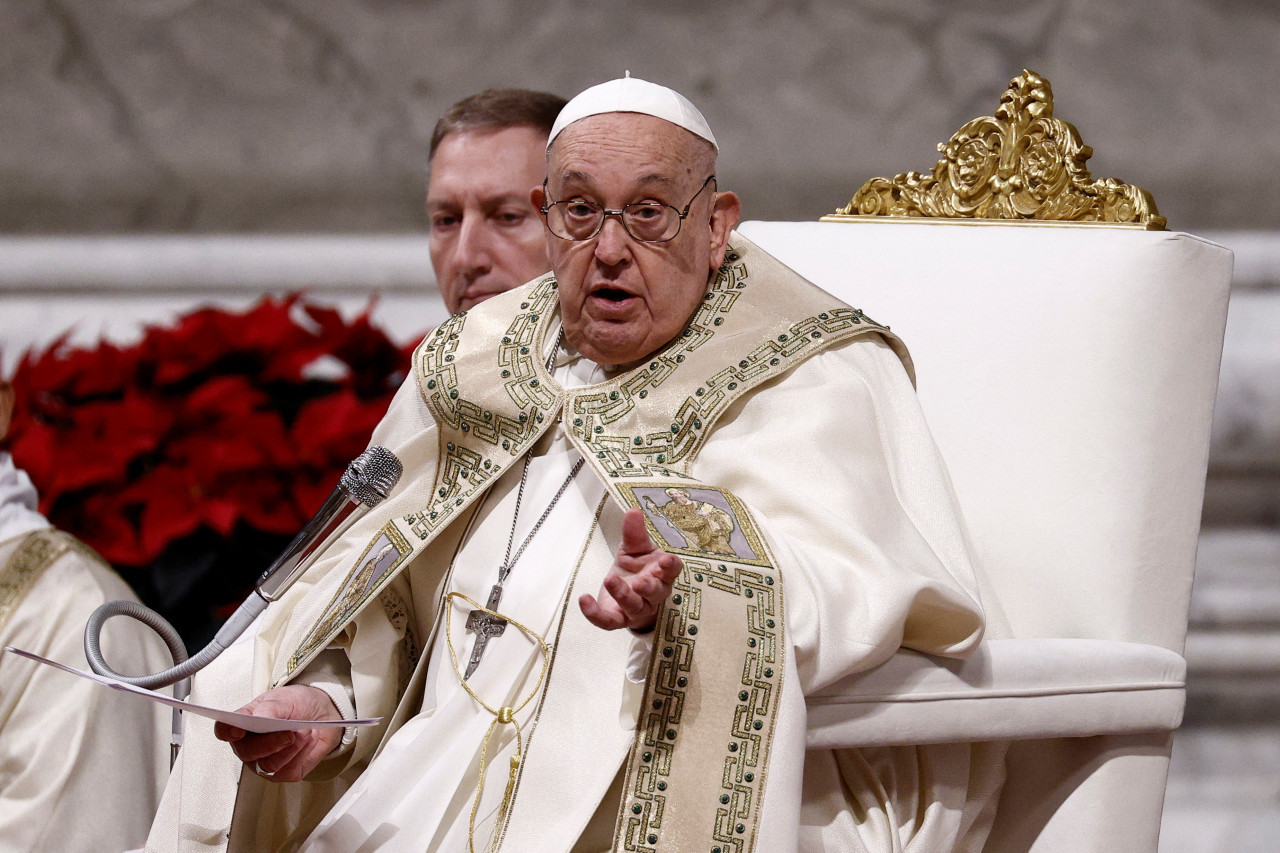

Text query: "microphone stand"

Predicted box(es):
[82, 446, 402, 764]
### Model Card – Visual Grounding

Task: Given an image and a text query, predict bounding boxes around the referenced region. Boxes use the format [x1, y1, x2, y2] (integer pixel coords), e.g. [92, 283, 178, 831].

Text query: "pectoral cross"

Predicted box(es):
[464, 583, 507, 679]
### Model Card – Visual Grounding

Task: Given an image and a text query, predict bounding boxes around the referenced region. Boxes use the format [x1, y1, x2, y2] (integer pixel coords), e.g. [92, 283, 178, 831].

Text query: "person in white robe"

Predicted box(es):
[147, 76, 1003, 853]
[0, 379, 172, 853]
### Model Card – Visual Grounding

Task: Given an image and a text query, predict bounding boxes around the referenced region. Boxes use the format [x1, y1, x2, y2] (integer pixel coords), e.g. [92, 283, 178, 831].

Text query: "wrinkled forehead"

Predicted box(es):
[546, 113, 714, 190]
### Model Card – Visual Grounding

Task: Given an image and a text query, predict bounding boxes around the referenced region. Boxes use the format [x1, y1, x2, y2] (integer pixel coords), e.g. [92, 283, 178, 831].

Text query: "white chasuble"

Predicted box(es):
[147, 233, 999, 853]
[301, 354, 615, 853]
[1, 455, 172, 853]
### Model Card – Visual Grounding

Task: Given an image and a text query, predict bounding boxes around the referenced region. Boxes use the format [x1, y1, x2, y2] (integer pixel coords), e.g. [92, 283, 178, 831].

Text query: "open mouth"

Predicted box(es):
[593, 287, 633, 303]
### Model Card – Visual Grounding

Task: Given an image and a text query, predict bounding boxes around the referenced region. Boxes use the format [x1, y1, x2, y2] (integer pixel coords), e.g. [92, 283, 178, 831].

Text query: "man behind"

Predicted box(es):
[426, 88, 567, 314]
[148, 77, 1000, 852]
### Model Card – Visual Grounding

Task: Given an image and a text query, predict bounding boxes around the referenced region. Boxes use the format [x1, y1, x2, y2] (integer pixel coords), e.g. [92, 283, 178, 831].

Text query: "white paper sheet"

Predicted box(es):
[3, 645, 380, 733]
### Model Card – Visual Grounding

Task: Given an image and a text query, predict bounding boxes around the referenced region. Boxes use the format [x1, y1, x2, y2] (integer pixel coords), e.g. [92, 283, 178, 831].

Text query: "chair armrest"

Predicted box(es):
[806, 638, 1186, 749]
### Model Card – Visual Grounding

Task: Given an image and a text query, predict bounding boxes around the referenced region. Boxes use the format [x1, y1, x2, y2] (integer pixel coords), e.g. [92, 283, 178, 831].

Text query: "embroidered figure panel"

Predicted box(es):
[288, 522, 413, 674]
[613, 483, 784, 853]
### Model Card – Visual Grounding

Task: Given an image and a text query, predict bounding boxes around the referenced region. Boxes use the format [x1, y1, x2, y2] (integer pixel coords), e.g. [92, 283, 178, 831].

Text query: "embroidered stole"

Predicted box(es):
[0, 529, 93, 633]
[278, 233, 905, 852]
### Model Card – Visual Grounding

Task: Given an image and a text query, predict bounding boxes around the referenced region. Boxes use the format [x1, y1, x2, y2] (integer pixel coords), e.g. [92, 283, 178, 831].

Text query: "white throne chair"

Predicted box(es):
[738, 71, 1233, 852]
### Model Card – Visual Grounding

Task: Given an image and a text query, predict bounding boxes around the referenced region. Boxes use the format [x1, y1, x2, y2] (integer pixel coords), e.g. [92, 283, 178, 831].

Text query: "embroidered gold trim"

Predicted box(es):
[413, 280, 563, 544]
[288, 522, 413, 674]
[404, 442, 507, 542]
[613, 488, 784, 853]
[420, 279, 561, 452]
[497, 278, 561, 414]
[827, 69, 1166, 229]
[615, 569, 694, 851]
[708, 563, 782, 850]
[566, 253, 888, 478]
[0, 530, 76, 632]
[615, 558, 783, 852]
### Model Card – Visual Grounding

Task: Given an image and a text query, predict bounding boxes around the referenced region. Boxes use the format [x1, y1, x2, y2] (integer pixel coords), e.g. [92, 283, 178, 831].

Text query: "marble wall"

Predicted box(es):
[1, 0, 1278, 234]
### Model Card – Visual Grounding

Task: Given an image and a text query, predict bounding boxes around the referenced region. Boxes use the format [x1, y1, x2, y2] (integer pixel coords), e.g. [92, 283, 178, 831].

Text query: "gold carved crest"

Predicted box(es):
[827, 70, 1166, 229]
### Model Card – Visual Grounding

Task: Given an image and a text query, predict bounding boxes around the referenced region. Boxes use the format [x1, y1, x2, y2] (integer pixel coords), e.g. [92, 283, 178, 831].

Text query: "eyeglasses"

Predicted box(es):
[540, 175, 716, 243]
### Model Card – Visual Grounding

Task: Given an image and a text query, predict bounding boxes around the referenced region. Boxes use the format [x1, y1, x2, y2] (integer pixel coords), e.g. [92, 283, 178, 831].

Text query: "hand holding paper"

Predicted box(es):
[215, 684, 355, 781]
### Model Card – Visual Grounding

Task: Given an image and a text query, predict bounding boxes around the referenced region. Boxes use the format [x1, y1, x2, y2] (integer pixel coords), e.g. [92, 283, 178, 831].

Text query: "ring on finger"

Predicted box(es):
[254, 761, 276, 777]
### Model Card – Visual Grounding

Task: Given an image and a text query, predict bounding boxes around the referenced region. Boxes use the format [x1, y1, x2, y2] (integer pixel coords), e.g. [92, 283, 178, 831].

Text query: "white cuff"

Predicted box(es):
[301, 680, 357, 751]
[626, 630, 655, 683]
[292, 649, 358, 754]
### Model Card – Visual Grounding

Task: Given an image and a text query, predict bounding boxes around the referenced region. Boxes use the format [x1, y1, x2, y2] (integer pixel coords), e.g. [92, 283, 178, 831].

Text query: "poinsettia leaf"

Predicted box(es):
[62, 491, 146, 567]
[138, 474, 203, 564]
[238, 299, 327, 383]
[182, 375, 271, 418]
[7, 421, 60, 511]
[222, 474, 302, 535]
[147, 308, 229, 385]
[201, 497, 241, 538]
[47, 394, 167, 494]
[290, 389, 390, 468]
[301, 302, 346, 337]
[334, 317, 408, 396]
[4, 293, 417, 646]
[68, 341, 142, 398]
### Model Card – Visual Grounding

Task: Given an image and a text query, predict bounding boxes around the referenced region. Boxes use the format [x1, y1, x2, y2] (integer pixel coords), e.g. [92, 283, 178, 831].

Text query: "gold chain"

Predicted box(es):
[443, 591, 552, 853]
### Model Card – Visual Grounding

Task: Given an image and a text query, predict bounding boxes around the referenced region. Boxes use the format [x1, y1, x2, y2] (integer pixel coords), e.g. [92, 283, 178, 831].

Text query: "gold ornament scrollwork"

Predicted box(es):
[828, 70, 1166, 229]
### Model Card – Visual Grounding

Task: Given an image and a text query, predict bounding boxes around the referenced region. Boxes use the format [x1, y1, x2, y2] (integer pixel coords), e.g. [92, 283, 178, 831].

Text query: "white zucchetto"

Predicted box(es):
[547, 73, 717, 150]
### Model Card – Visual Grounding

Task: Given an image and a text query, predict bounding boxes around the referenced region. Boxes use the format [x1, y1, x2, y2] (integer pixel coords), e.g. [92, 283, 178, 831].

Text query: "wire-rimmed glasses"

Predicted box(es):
[540, 175, 716, 243]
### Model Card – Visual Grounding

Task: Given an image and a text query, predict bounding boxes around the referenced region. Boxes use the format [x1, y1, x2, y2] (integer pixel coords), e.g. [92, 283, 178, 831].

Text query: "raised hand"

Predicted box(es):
[580, 508, 683, 631]
[213, 684, 344, 783]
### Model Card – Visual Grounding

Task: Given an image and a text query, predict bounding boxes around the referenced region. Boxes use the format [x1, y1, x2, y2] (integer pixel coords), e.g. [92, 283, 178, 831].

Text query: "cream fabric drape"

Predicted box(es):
[1, 455, 172, 853]
[148, 237, 998, 852]
[300, 354, 613, 852]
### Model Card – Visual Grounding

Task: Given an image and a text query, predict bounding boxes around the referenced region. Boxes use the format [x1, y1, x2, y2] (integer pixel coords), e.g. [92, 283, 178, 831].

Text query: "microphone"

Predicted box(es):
[256, 445, 403, 601]
[83, 446, 404, 691]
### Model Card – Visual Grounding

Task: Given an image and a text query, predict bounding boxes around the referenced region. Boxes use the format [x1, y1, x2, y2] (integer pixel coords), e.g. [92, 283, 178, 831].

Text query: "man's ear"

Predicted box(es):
[530, 185, 547, 222]
[0, 381, 14, 441]
[707, 191, 742, 272]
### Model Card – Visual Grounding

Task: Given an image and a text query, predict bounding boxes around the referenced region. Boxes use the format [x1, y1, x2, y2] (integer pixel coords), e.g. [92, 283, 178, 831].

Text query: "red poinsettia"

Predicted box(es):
[1, 295, 421, 644]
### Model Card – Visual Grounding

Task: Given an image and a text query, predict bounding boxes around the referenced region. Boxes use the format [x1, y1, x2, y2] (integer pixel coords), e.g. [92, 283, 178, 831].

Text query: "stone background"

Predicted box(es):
[1, 1, 1278, 851]
[1, 0, 1278, 234]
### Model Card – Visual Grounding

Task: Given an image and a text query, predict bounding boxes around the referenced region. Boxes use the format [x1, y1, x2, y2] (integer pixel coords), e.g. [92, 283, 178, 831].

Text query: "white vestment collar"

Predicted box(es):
[0, 451, 51, 547]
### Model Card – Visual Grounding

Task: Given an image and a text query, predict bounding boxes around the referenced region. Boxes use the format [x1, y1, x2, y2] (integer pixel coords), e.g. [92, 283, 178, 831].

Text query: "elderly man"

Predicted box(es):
[147, 77, 997, 852]
[427, 88, 566, 314]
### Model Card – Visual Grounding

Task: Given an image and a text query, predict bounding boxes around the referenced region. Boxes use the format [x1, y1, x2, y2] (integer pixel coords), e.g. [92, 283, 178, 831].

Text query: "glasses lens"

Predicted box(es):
[622, 203, 680, 242]
[545, 199, 682, 242]
[548, 201, 604, 240]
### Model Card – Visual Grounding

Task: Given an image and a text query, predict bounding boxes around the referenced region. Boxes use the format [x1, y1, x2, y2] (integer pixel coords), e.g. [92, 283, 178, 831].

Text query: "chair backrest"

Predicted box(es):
[739, 69, 1234, 853]
[736, 222, 1231, 852]
[737, 220, 1232, 654]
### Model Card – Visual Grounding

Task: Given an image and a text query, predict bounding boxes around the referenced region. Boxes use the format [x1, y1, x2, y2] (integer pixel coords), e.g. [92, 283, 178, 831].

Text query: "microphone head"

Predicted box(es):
[341, 446, 403, 506]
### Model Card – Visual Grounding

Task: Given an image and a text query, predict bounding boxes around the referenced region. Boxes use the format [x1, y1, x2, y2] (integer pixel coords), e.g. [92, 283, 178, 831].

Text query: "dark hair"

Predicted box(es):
[428, 88, 567, 160]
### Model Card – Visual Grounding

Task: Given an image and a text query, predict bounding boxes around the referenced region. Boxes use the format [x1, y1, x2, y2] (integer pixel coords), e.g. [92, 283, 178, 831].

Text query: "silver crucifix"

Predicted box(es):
[464, 583, 507, 679]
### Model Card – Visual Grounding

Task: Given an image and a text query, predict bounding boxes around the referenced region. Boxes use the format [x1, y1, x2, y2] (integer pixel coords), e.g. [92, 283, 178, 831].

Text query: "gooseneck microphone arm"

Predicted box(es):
[83, 446, 403, 692]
